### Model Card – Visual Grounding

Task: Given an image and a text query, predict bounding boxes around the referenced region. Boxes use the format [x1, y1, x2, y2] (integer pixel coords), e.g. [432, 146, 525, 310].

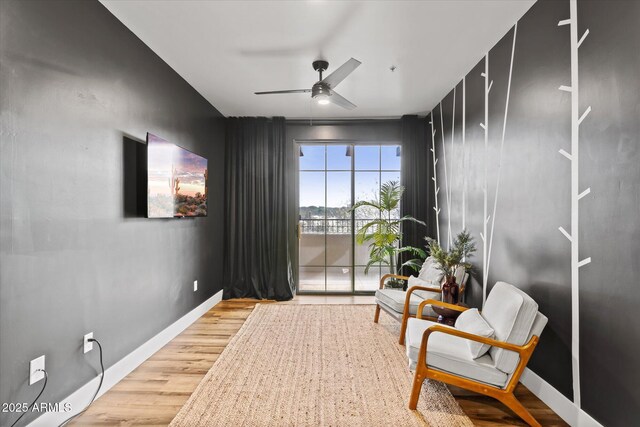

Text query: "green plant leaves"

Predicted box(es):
[351, 180, 427, 276]
[425, 230, 476, 277]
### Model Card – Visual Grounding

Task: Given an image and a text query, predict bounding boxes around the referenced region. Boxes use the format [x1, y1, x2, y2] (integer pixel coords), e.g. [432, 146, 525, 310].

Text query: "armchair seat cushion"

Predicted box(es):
[375, 289, 437, 318]
[405, 317, 508, 388]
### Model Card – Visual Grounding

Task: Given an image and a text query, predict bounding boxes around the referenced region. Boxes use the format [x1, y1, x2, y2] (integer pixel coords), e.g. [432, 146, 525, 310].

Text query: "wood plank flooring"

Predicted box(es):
[71, 296, 567, 426]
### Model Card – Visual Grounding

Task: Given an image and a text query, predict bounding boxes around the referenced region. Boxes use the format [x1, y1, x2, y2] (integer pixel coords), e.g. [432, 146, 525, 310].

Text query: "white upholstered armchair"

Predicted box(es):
[374, 256, 469, 345]
[405, 282, 548, 427]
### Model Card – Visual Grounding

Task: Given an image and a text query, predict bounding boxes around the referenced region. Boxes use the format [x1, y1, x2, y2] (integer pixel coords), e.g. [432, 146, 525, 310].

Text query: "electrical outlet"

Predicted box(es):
[29, 355, 45, 385]
[193, 280, 198, 292]
[84, 332, 94, 353]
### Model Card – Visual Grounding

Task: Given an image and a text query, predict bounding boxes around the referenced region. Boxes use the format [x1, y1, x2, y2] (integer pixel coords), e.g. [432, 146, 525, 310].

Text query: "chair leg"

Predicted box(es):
[373, 305, 381, 323]
[408, 371, 425, 410]
[399, 312, 409, 345]
[497, 393, 541, 427]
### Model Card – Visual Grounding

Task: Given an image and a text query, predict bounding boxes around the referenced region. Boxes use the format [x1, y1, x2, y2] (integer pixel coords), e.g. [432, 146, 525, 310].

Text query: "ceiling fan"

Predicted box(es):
[254, 58, 361, 110]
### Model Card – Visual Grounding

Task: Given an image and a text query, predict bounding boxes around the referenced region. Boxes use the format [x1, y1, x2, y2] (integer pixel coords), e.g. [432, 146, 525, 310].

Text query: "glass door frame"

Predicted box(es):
[294, 139, 401, 296]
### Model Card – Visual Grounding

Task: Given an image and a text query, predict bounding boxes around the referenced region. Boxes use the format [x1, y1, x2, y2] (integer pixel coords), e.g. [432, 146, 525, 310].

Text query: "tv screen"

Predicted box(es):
[146, 133, 208, 218]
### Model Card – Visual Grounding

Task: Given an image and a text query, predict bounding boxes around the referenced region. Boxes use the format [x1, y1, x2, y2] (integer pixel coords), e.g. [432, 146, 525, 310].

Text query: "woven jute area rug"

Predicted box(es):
[170, 304, 473, 427]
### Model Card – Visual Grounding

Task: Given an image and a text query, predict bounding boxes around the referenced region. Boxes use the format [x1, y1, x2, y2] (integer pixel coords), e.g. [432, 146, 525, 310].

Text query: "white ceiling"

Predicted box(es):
[101, 0, 535, 119]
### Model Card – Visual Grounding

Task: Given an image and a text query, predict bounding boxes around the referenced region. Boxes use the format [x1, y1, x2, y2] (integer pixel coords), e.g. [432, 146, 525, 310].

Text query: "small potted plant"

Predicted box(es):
[425, 230, 476, 303]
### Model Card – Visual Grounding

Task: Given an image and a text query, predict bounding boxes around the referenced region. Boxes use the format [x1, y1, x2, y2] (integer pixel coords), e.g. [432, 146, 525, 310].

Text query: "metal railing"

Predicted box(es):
[301, 219, 391, 235]
[300, 219, 348, 234]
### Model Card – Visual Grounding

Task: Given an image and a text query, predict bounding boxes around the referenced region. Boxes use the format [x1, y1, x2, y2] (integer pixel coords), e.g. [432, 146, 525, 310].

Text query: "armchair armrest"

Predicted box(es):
[407, 285, 442, 297]
[416, 299, 469, 319]
[403, 285, 441, 318]
[379, 273, 409, 290]
[417, 324, 539, 369]
[422, 325, 537, 354]
[394, 281, 442, 345]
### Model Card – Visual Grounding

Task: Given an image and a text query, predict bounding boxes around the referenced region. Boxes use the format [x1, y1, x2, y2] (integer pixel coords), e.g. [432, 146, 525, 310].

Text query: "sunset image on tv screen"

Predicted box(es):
[147, 133, 208, 218]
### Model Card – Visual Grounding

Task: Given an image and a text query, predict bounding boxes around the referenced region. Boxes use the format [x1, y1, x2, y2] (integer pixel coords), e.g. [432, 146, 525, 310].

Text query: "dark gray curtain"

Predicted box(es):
[400, 115, 434, 272]
[223, 117, 294, 300]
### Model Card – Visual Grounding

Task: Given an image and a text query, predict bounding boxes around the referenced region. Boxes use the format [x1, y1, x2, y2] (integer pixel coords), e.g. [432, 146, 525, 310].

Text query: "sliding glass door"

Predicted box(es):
[298, 143, 401, 294]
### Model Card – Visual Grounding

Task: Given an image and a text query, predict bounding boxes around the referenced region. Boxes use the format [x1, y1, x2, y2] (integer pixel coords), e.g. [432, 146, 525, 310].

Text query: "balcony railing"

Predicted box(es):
[301, 218, 394, 234]
[300, 219, 349, 234]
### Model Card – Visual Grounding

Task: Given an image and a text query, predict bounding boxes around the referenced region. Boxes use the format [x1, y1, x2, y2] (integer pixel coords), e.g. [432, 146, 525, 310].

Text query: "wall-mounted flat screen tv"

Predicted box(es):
[146, 133, 208, 218]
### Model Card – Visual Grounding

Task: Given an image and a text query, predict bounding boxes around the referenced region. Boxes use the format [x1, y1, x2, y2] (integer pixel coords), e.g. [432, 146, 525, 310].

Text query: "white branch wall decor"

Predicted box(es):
[430, 113, 441, 245]
[461, 77, 467, 231]
[439, 103, 452, 249]
[449, 86, 456, 250]
[480, 53, 493, 306]
[432, 26, 517, 310]
[558, 0, 591, 408]
[486, 24, 518, 287]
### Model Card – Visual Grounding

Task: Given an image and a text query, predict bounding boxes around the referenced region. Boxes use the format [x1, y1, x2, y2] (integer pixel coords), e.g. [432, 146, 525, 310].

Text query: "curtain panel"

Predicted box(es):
[400, 115, 434, 272]
[223, 117, 294, 300]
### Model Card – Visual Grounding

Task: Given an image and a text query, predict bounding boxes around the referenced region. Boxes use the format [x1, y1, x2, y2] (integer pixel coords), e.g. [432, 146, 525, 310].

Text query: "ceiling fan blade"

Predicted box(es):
[328, 89, 357, 110]
[321, 58, 361, 89]
[254, 89, 311, 95]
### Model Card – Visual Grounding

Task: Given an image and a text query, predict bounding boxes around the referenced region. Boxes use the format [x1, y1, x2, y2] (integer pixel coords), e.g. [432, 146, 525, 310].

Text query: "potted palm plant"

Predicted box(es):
[351, 181, 426, 289]
[424, 230, 476, 303]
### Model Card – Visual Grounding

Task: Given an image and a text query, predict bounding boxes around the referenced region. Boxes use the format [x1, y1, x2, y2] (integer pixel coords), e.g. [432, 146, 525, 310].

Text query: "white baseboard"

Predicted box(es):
[30, 290, 224, 426]
[520, 368, 603, 427]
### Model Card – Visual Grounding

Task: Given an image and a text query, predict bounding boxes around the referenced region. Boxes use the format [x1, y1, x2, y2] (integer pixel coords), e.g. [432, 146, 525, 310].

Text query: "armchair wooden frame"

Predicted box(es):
[373, 274, 442, 345]
[409, 299, 542, 427]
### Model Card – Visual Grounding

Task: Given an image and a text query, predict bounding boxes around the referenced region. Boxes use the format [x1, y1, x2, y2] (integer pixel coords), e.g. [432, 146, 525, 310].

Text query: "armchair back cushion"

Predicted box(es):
[417, 257, 444, 286]
[413, 257, 444, 300]
[407, 276, 441, 299]
[528, 312, 548, 343]
[405, 276, 441, 317]
[412, 261, 469, 300]
[482, 282, 539, 374]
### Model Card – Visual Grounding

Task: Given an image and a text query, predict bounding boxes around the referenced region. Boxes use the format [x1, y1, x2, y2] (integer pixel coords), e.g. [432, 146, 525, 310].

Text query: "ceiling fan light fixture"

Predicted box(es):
[311, 82, 331, 105]
[312, 82, 331, 105]
[316, 95, 330, 105]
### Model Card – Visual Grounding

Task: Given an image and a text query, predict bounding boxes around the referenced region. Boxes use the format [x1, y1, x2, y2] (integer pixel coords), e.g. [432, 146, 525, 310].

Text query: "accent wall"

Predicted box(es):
[431, 0, 639, 425]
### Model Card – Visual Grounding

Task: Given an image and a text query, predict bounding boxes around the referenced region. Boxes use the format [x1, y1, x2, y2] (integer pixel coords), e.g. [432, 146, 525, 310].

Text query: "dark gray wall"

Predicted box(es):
[0, 1, 225, 424]
[578, 1, 640, 423]
[432, 0, 639, 425]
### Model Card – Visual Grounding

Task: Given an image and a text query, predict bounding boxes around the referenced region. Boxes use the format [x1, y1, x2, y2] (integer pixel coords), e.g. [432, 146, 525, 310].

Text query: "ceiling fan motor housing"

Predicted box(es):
[312, 82, 331, 99]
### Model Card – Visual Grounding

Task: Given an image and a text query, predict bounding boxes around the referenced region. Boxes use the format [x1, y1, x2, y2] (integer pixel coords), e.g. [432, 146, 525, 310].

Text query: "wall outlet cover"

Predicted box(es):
[84, 332, 94, 353]
[30, 355, 45, 385]
[193, 280, 198, 292]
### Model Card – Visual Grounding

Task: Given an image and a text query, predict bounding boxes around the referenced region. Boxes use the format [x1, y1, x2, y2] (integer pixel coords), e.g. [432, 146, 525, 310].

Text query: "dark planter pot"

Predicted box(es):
[441, 275, 460, 304]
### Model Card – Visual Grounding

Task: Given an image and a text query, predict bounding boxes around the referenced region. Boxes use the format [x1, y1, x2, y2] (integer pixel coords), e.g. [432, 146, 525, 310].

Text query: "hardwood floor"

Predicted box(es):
[72, 296, 567, 426]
